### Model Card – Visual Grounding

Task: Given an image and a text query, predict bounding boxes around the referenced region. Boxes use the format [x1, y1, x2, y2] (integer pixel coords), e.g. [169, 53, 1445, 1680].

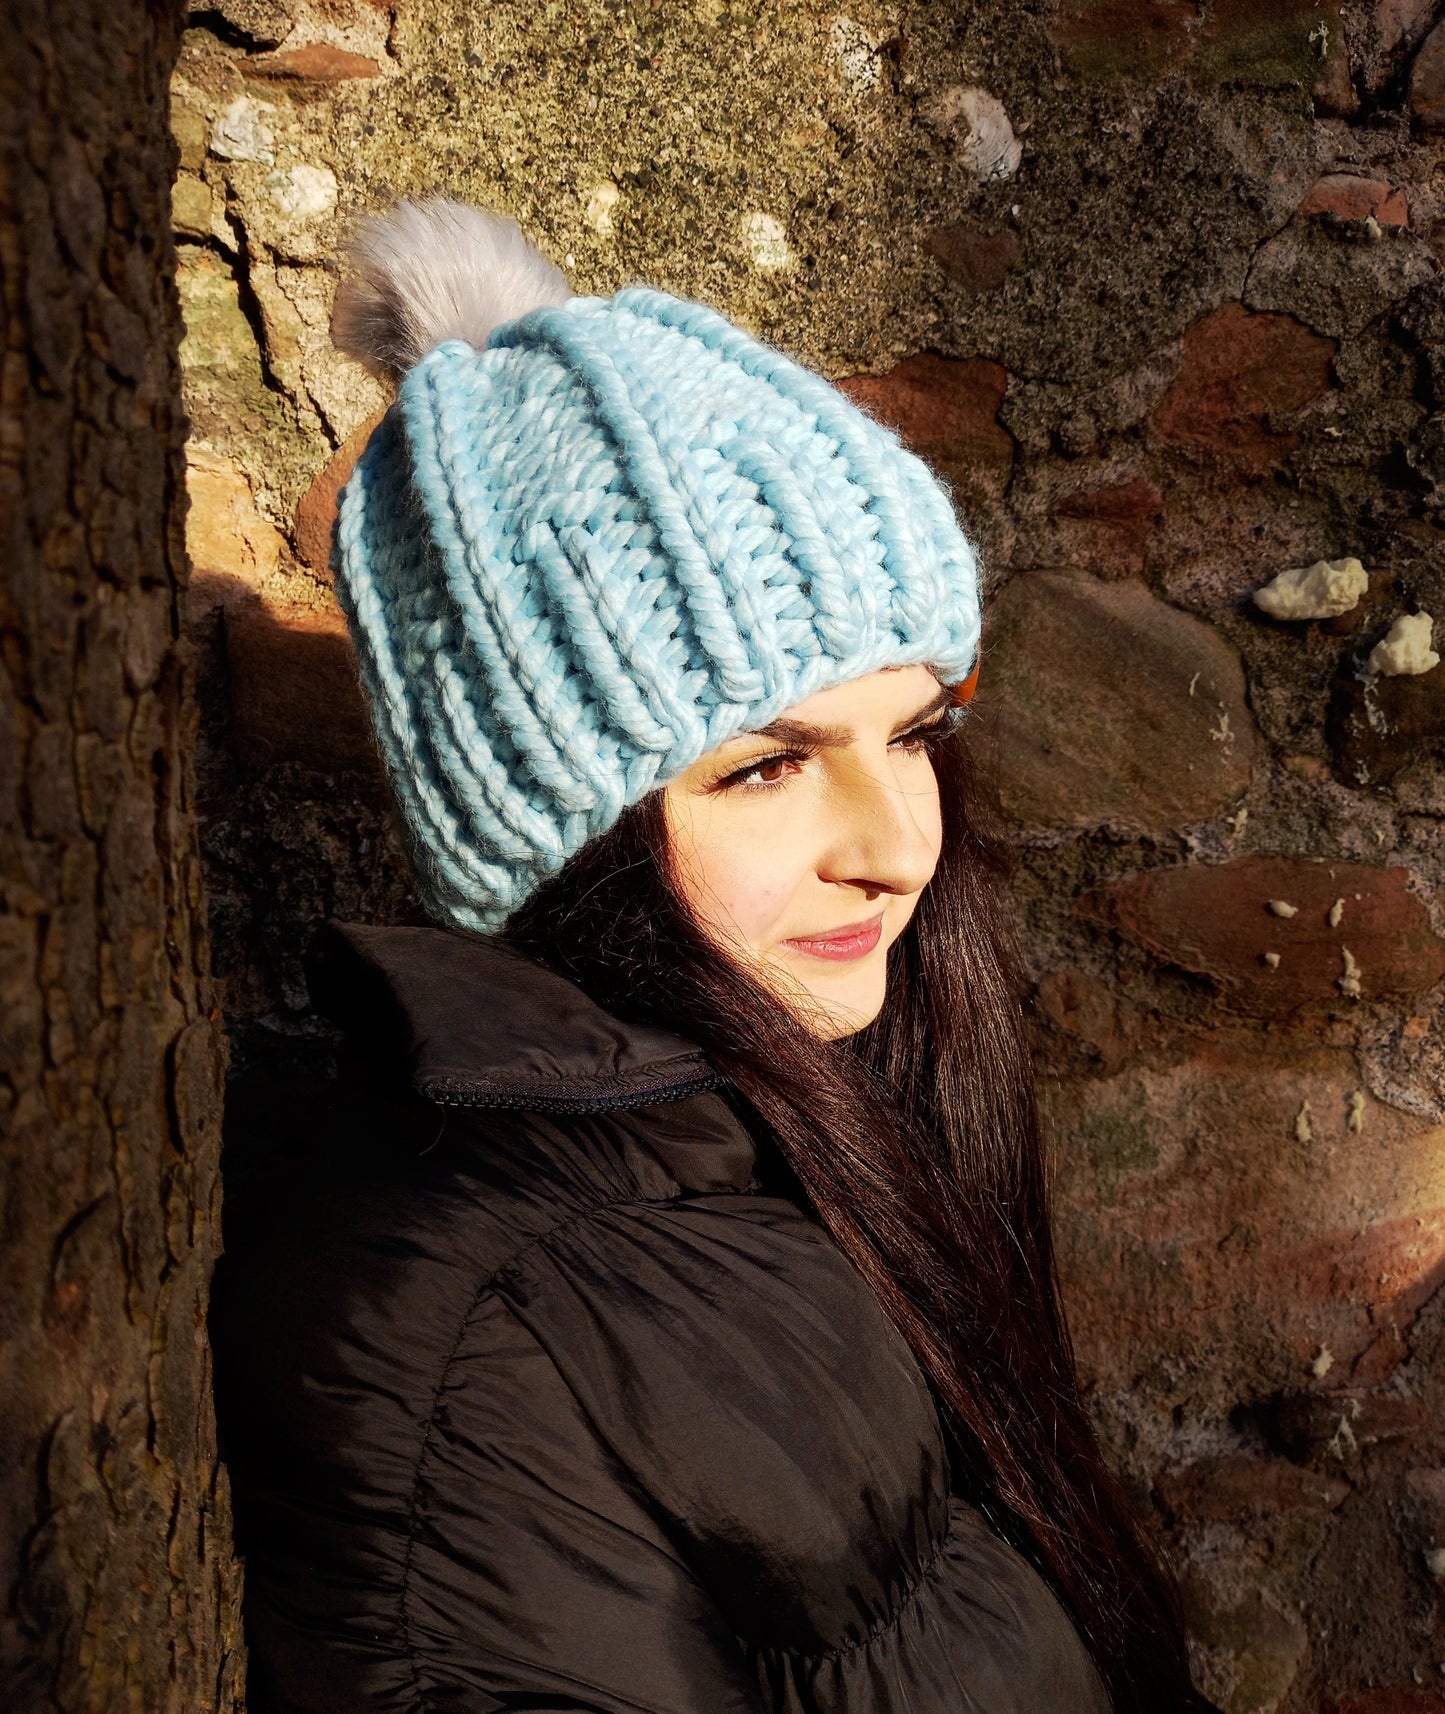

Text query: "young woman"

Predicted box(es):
[210, 199, 1214, 1714]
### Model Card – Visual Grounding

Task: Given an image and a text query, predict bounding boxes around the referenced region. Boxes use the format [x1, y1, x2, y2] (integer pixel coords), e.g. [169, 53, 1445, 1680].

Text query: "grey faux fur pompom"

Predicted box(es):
[332, 198, 574, 381]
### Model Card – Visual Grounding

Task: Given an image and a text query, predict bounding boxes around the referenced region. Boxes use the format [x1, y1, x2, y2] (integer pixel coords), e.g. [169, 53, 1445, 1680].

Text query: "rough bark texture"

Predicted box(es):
[0, 0, 244, 1709]
[177, 0, 1445, 1708]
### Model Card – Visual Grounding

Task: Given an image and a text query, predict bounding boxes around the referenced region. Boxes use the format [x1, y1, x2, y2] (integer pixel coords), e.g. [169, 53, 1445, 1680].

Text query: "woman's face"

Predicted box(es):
[662, 664, 948, 1040]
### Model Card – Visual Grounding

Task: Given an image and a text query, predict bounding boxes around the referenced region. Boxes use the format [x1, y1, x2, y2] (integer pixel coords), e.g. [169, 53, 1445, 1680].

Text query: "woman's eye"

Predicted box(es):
[892, 719, 948, 754]
[713, 721, 947, 792]
[719, 752, 805, 790]
[733, 757, 802, 788]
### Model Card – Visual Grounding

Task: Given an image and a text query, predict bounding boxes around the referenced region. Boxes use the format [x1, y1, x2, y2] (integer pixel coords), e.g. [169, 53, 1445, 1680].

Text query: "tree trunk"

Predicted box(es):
[0, 0, 243, 1708]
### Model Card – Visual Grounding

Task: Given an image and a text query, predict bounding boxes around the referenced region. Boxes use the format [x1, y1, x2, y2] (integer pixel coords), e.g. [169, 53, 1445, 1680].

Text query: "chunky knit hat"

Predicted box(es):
[331, 198, 982, 934]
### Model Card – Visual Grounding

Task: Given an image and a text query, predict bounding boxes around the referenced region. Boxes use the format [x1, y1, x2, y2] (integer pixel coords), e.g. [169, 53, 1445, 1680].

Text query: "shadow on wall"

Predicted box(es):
[186, 560, 422, 1086]
[192, 569, 380, 782]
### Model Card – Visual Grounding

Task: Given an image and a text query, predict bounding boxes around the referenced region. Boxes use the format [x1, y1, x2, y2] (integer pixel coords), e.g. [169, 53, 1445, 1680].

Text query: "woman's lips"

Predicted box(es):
[782, 913, 884, 962]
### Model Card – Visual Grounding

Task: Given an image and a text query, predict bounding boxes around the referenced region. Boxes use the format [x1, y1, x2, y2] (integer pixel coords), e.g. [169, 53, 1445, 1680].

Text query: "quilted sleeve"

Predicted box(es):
[212, 1171, 765, 1714]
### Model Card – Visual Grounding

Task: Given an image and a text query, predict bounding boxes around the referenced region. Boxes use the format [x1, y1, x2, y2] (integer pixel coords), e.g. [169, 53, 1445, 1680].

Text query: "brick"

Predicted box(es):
[248, 45, 382, 84]
[1052, 1056, 1445, 1422]
[1051, 475, 1163, 577]
[1377, 0, 1436, 57]
[1298, 173, 1410, 225]
[1179, 1582, 1306, 1711]
[1405, 1466, 1445, 1502]
[1244, 218, 1435, 340]
[1153, 302, 1336, 466]
[1034, 968, 1133, 1069]
[1327, 1693, 1445, 1714]
[186, 447, 285, 587]
[1404, 1466, 1445, 1537]
[925, 223, 1020, 293]
[1410, 19, 1445, 128]
[1052, 0, 1197, 77]
[1079, 855, 1445, 1016]
[977, 572, 1257, 830]
[1197, 0, 1340, 85]
[294, 411, 386, 578]
[1313, 46, 1360, 115]
[1348, 1324, 1412, 1387]
[1330, 664, 1445, 786]
[1053, 475, 1165, 526]
[1282, 1212, 1445, 1376]
[172, 97, 210, 173]
[172, 174, 215, 242]
[224, 596, 381, 778]
[1155, 1454, 1350, 1524]
[838, 355, 1012, 511]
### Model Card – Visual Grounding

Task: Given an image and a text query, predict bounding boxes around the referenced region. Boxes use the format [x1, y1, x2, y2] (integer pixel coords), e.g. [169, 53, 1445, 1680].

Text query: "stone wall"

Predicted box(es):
[174, 1, 1445, 1706]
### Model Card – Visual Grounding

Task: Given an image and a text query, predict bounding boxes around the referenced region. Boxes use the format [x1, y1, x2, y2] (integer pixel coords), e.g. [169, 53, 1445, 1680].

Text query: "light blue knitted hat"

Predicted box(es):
[331, 199, 982, 934]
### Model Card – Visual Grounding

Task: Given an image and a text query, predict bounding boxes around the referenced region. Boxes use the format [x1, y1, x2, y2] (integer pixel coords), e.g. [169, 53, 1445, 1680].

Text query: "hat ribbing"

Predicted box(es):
[333, 209, 982, 934]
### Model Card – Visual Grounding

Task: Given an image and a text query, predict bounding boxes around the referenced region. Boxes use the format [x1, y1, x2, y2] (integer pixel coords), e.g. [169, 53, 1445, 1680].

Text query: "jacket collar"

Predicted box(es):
[305, 920, 718, 1113]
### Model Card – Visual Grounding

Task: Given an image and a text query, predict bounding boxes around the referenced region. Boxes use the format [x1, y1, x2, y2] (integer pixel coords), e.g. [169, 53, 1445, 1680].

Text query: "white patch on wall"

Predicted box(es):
[1253, 556, 1368, 620]
[1367, 611, 1439, 678]
[265, 164, 337, 223]
[830, 15, 888, 94]
[930, 85, 1022, 181]
[741, 211, 796, 272]
[210, 97, 276, 165]
[1338, 947, 1362, 999]
[584, 181, 620, 237]
[1210, 706, 1233, 750]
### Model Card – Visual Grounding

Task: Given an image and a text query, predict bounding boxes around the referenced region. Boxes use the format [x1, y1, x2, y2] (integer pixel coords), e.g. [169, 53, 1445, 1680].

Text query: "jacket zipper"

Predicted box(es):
[419, 1069, 722, 1116]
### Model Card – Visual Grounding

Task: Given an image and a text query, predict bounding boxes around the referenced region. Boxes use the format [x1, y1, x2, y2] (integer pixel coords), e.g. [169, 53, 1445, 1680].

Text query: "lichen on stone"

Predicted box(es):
[1367, 612, 1440, 679]
[1253, 556, 1368, 621]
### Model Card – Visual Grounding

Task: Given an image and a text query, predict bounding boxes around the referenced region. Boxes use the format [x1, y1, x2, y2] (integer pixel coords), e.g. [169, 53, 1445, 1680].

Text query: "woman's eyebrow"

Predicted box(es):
[743, 686, 954, 749]
[890, 687, 953, 734]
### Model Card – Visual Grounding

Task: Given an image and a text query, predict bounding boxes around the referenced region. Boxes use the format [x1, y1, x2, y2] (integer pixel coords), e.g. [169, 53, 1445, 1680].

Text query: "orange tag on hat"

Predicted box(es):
[949, 662, 981, 707]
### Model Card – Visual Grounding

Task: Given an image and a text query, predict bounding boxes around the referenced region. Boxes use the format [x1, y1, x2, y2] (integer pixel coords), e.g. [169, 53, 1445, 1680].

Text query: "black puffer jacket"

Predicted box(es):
[211, 920, 1112, 1714]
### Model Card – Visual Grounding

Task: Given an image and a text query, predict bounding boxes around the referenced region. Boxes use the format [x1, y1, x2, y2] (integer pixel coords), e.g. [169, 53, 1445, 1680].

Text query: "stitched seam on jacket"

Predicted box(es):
[396, 1188, 687, 1709]
[750, 1502, 957, 1668]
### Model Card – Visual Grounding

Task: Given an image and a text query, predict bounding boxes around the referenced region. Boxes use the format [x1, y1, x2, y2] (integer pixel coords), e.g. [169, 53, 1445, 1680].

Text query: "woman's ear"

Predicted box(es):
[949, 663, 981, 707]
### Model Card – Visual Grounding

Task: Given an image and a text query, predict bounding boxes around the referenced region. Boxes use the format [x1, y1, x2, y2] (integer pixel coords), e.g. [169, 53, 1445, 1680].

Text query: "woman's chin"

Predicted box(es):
[766, 951, 888, 1040]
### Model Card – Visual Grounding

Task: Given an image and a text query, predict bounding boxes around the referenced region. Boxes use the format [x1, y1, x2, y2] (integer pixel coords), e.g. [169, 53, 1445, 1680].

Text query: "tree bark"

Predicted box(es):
[0, 1, 243, 1709]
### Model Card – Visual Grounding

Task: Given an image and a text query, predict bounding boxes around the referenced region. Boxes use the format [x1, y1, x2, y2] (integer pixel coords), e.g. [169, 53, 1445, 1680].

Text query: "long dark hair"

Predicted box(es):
[504, 720, 1202, 1713]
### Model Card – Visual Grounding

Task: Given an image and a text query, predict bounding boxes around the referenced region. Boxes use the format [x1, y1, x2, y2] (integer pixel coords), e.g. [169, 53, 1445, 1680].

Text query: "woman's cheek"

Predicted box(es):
[697, 842, 806, 950]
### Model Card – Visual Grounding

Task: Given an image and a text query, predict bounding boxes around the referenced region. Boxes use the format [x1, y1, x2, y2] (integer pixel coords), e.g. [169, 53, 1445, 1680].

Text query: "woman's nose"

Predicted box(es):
[816, 749, 941, 899]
